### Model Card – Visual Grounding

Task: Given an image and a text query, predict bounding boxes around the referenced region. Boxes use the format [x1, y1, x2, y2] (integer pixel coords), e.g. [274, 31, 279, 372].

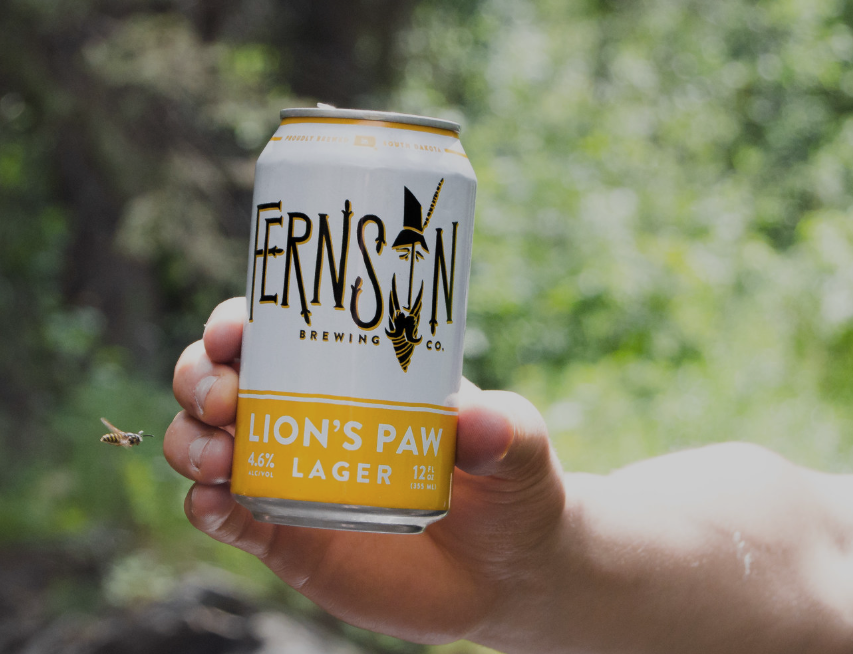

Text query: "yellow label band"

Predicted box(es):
[232, 392, 457, 511]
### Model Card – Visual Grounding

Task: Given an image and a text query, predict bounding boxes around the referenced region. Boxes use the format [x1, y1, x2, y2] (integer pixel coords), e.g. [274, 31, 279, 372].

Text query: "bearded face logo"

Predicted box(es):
[386, 179, 444, 372]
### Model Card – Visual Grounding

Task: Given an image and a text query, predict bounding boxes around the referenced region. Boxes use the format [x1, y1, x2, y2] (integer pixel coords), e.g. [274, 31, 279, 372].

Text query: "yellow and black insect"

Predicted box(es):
[99, 417, 153, 448]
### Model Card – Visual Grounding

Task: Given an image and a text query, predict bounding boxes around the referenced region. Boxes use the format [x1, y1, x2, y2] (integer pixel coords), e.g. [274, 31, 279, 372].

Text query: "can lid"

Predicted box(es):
[280, 107, 461, 135]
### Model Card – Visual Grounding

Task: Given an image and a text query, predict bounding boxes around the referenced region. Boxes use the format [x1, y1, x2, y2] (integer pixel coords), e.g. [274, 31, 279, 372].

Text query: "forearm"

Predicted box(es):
[475, 443, 853, 654]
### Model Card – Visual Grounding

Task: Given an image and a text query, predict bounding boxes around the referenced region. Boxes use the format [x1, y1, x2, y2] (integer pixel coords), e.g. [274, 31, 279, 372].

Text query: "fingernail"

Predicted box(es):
[187, 484, 198, 518]
[194, 376, 218, 416]
[188, 436, 208, 472]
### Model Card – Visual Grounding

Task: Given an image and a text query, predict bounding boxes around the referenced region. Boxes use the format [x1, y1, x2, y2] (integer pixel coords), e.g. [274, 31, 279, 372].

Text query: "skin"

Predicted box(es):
[165, 297, 853, 653]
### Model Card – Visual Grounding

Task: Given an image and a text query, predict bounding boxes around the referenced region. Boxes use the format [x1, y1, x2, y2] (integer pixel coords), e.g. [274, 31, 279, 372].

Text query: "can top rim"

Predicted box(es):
[279, 107, 461, 134]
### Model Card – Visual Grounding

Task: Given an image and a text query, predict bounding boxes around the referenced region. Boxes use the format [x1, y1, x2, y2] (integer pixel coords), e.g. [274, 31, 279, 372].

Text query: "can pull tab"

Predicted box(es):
[317, 102, 336, 109]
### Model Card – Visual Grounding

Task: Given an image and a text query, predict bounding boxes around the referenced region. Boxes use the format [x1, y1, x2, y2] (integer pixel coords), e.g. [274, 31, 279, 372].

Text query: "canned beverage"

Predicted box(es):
[231, 107, 477, 534]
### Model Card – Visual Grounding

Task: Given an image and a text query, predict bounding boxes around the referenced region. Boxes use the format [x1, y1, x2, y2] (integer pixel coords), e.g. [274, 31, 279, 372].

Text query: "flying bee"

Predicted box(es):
[99, 417, 153, 448]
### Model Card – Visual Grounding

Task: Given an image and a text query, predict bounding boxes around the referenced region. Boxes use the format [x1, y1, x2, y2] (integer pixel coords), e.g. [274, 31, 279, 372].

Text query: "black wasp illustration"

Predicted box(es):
[386, 178, 444, 372]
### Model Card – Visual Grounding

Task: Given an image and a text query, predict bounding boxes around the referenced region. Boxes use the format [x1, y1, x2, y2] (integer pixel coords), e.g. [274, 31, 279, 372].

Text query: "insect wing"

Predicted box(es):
[100, 417, 123, 435]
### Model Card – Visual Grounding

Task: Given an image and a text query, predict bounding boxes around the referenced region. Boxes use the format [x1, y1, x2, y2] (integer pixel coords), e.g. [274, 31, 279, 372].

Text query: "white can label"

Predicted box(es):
[233, 119, 476, 510]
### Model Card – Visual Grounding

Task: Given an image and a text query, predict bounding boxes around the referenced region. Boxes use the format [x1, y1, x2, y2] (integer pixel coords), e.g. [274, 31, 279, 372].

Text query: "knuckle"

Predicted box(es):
[175, 340, 204, 372]
[211, 504, 257, 552]
[256, 527, 281, 564]
[163, 412, 188, 468]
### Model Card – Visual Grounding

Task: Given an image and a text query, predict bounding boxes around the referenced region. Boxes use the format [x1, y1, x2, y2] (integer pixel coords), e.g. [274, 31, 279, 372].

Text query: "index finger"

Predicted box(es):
[203, 297, 247, 363]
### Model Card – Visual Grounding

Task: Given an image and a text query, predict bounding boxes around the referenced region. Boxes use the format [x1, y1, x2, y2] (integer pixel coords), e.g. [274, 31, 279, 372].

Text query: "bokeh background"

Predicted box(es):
[4, 0, 853, 652]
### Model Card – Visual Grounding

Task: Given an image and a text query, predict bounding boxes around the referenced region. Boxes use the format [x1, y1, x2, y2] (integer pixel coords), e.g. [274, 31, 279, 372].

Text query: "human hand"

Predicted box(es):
[166, 299, 853, 654]
[165, 297, 569, 647]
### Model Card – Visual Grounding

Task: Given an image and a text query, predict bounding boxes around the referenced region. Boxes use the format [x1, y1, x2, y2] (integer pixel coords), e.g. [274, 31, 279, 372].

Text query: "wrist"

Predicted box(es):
[468, 475, 595, 653]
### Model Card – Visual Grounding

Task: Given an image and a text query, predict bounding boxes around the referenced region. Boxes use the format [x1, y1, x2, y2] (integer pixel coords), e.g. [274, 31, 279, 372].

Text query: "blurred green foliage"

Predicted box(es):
[4, 0, 853, 651]
[397, 0, 853, 478]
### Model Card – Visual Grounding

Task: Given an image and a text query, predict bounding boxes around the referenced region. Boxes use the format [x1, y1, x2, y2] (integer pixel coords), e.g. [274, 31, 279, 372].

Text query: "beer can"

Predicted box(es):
[231, 107, 477, 534]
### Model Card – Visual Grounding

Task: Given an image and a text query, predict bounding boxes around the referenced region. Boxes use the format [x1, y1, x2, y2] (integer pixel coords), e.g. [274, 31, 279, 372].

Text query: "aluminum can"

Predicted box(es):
[231, 107, 477, 533]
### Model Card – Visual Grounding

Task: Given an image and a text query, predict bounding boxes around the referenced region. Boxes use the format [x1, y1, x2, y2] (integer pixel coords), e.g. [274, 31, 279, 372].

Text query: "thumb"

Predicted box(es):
[455, 383, 560, 482]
